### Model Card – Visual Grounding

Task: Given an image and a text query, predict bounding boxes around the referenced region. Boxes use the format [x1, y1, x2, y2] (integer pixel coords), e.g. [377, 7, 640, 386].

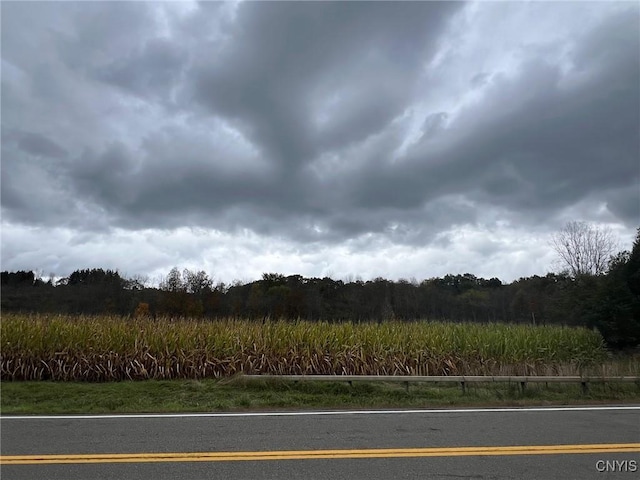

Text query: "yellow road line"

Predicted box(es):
[2, 443, 639, 465]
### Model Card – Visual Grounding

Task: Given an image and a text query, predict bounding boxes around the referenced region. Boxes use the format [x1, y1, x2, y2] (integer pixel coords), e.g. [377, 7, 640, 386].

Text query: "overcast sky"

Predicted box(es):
[1, 1, 638, 286]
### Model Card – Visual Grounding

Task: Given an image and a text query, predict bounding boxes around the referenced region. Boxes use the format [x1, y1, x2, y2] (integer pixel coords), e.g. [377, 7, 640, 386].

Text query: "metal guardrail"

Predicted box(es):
[242, 375, 640, 383]
[240, 374, 640, 394]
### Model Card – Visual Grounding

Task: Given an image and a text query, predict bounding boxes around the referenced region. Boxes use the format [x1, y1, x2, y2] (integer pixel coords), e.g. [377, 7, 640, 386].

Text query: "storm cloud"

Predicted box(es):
[1, 1, 638, 283]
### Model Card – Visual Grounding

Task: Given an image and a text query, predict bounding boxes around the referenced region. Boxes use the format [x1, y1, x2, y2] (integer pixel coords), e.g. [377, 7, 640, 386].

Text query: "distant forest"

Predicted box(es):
[2, 230, 639, 349]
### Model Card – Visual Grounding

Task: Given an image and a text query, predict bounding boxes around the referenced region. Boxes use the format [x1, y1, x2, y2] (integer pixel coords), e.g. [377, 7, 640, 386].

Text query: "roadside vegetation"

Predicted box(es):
[3, 377, 639, 415]
[2, 312, 638, 414]
[0, 313, 624, 383]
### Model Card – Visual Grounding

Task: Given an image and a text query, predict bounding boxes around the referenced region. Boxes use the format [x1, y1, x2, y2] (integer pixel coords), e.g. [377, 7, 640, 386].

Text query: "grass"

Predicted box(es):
[1, 378, 639, 415]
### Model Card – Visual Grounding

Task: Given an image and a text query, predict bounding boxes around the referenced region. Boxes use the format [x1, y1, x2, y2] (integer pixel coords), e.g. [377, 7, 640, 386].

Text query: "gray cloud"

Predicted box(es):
[187, 2, 460, 166]
[15, 132, 68, 159]
[94, 38, 188, 102]
[1, 1, 638, 281]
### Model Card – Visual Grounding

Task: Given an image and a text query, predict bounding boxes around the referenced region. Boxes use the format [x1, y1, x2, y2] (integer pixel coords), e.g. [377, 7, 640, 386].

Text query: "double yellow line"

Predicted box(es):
[2, 443, 639, 465]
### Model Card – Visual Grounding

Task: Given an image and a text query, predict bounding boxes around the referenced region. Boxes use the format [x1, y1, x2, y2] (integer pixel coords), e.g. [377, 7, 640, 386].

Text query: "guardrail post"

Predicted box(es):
[581, 381, 589, 395]
[460, 381, 466, 395]
[520, 381, 526, 393]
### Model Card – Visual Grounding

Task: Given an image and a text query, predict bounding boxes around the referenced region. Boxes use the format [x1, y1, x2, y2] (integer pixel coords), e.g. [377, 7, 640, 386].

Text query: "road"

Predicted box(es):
[1, 406, 639, 480]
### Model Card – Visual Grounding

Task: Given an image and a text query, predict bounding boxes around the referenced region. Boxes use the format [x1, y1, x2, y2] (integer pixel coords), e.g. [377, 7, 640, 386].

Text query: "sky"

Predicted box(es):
[1, 1, 639, 286]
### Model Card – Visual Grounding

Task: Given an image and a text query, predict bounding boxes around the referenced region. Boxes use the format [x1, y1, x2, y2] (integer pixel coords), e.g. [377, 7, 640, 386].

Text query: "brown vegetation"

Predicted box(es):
[1, 314, 610, 382]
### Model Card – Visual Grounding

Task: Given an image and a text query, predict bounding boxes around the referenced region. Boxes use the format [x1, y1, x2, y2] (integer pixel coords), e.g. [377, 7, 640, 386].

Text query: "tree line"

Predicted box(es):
[2, 227, 638, 349]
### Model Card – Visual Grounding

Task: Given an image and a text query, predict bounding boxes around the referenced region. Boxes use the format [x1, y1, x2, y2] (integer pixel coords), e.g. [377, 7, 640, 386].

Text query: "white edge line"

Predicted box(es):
[1, 406, 639, 420]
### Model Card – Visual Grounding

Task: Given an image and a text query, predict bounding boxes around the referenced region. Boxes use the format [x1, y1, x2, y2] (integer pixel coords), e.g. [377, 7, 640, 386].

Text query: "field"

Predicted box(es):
[1, 313, 625, 382]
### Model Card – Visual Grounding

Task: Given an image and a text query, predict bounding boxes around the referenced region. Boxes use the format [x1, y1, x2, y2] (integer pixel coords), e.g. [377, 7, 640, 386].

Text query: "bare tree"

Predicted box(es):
[551, 221, 618, 277]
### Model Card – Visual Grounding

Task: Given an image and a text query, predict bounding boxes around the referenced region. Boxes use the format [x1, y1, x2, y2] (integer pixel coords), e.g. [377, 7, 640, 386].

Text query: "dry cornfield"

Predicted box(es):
[0, 313, 613, 382]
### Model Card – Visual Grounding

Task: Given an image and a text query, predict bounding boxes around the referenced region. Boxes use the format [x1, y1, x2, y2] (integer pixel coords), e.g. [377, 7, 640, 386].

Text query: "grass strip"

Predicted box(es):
[1, 378, 639, 415]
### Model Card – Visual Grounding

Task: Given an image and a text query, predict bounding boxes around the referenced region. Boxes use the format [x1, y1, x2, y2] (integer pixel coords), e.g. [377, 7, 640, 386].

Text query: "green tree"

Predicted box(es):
[586, 228, 640, 349]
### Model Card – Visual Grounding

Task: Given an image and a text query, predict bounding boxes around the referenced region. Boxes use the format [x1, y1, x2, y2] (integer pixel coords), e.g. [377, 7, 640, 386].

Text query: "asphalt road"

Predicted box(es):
[1, 406, 639, 480]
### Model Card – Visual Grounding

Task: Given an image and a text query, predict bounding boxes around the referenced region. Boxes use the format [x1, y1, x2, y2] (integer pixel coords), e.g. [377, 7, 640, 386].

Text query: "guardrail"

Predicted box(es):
[240, 374, 640, 394]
